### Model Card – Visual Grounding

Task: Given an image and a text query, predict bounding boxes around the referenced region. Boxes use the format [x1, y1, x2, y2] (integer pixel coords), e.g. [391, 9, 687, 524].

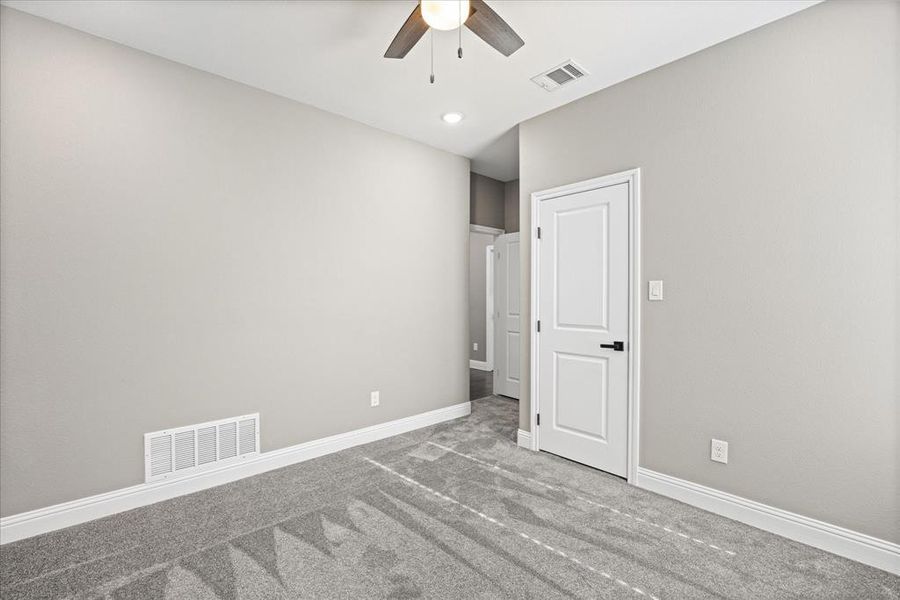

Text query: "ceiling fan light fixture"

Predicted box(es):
[441, 112, 464, 124]
[421, 0, 470, 31]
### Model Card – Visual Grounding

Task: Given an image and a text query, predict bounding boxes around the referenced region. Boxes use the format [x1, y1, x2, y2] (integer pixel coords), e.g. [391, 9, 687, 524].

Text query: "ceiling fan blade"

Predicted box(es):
[465, 0, 524, 57]
[384, 4, 429, 59]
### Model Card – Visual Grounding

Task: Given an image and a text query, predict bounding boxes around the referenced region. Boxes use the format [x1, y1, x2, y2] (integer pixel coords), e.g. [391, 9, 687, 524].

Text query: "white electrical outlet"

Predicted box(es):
[370, 391, 380, 407]
[711, 439, 728, 464]
[473, 342, 478, 351]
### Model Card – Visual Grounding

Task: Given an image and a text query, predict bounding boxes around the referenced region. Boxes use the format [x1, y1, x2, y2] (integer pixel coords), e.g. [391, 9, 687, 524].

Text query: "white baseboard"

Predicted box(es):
[469, 360, 492, 371]
[0, 401, 471, 545]
[636, 467, 900, 575]
[517, 429, 532, 449]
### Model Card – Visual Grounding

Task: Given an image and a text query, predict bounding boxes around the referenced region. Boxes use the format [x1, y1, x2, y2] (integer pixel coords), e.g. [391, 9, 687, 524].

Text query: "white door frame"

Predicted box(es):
[529, 168, 642, 484]
[485, 245, 495, 371]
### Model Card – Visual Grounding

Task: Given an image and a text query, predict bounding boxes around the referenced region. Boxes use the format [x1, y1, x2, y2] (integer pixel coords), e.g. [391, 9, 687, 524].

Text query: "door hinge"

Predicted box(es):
[537, 413, 540, 426]
[536, 226, 541, 239]
[536, 320, 541, 332]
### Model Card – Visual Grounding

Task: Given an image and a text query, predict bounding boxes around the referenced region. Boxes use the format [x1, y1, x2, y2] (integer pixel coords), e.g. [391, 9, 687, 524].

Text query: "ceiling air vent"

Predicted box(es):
[531, 60, 588, 92]
[144, 413, 259, 483]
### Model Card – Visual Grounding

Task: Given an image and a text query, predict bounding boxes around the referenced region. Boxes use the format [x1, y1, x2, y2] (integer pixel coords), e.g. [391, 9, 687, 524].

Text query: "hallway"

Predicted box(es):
[470, 368, 493, 400]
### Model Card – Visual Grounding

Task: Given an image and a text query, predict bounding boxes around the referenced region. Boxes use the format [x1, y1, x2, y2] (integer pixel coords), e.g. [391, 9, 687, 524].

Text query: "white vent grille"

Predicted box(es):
[173, 430, 196, 471]
[144, 413, 259, 483]
[238, 418, 257, 455]
[197, 426, 217, 465]
[531, 60, 588, 92]
[149, 435, 172, 477]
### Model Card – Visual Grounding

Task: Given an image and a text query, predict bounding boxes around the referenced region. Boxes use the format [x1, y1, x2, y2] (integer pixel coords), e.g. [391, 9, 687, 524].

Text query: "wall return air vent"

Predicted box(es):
[531, 60, 588, 91]
[144, 413, 259, 483]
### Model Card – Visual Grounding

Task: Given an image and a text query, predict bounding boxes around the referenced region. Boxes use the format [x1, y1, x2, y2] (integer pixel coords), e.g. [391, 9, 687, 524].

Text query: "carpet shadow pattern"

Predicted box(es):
[1, 396, 898, 599]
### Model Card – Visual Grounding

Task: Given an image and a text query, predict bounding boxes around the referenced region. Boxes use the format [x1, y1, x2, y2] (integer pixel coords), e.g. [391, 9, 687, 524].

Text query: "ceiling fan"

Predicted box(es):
[385, 0, 524, 67]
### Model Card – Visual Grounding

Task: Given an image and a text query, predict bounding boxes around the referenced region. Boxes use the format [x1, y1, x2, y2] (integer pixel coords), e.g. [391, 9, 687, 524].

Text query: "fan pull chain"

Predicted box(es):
[430, 29, 435, 84]
[458, 0, 463, 58]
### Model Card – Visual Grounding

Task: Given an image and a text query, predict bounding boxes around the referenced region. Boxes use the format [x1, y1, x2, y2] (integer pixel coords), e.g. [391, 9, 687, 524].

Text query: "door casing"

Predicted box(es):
[529, 168, 642, 484]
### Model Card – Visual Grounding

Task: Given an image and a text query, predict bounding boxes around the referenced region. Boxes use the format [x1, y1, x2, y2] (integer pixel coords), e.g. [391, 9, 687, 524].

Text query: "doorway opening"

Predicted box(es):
[469, 224, 501, 401]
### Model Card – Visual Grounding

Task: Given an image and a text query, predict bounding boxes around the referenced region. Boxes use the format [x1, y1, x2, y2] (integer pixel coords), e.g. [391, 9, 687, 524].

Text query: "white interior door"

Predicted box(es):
[537, 182, 629, 476]
[494, 233, 521, 399]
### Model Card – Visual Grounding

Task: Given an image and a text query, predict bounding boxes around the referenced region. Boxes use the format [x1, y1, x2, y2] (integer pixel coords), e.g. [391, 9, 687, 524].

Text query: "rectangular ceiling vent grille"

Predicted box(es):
[531, 60, 589, 92]
[144, 413, 259, 483]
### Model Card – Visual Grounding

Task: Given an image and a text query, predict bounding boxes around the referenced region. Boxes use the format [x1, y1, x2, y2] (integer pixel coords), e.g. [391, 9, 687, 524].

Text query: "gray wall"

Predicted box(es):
[503, 180, 519, 233]
[470, 172, 505, 229]
[0, 8, 470, 517]
[519, 0, 898, 542]
[469, 232, 495, 363]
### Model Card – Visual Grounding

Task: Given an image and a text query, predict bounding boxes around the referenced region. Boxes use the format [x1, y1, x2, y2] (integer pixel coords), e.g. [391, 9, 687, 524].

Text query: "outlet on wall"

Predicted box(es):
[370, 391, 380, 407]
[711, 439, 728, 464]
[473, 342, 478, 351]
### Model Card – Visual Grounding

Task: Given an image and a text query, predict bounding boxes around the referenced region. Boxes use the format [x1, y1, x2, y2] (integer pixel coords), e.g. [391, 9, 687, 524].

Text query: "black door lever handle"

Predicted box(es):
[600, 341, 625, 351]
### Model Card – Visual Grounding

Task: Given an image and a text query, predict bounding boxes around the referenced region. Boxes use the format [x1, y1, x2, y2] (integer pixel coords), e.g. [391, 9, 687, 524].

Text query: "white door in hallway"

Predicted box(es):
[494, 232, 521, 399]
[537, 182, 629, 476]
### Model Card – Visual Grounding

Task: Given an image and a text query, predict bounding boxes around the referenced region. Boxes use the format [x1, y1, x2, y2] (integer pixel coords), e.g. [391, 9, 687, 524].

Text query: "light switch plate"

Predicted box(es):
[649, 280, 664, 301]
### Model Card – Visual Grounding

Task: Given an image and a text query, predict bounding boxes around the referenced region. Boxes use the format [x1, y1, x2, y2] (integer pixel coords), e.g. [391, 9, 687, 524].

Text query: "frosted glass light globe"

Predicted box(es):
[421, 0, 470, 31]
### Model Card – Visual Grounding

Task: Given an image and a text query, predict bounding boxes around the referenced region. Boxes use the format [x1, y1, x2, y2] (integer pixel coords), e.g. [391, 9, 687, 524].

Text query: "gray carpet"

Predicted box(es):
[1, 396, 898, 599]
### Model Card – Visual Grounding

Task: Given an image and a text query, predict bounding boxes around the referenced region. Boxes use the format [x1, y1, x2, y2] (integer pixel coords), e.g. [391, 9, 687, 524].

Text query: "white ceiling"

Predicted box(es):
[3, 0, 817, 181]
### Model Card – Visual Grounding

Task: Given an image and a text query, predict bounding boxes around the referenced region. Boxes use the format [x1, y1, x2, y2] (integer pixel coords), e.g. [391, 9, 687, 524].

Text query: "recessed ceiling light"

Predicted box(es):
[442, 112, 464, 124]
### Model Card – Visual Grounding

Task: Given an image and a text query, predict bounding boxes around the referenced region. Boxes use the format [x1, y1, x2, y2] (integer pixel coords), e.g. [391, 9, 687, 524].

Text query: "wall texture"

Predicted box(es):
[519, 0, 899, 542]
[470, 172, 505, 229]
[0, 8, 470, 517]
[469, 232, 495, 364]
[503, 180, 519, 233]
